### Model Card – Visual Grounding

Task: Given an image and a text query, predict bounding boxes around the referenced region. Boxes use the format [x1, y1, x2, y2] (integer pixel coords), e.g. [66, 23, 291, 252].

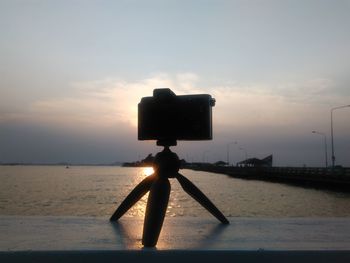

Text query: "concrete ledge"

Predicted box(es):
[1, 216, 350, 262]
[1, 250, 350, 263]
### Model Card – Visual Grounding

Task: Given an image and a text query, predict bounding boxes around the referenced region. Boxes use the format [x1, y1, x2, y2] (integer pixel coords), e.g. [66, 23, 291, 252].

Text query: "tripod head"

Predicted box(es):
[156, 139, 177, 147]
[153, 145, 180, 178]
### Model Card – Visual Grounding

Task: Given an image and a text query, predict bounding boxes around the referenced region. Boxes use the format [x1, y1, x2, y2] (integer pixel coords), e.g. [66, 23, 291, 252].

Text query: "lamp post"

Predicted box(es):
[226, 141, 237, 166]
[331, 105, 350, 168]
[312, 131, 328, 168]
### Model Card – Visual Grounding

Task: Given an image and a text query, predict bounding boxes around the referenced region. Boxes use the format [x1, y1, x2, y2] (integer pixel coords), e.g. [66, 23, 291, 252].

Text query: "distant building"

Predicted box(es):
[122, 153, 154, 167]
[237, 155, 273, 167]
[214, 161, 227, 166]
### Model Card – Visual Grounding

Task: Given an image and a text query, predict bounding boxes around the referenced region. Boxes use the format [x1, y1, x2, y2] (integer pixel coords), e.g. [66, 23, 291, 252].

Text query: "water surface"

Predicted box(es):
[0, 165, 349, 217]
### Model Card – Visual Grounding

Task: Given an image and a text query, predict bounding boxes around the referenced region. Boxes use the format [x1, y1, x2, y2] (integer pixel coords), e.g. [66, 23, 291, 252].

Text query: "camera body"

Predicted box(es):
[138, 89, 215, 142]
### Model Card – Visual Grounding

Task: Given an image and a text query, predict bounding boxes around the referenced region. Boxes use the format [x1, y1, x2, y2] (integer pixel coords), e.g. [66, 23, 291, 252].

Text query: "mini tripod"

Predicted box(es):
[110, 140, 229, 247]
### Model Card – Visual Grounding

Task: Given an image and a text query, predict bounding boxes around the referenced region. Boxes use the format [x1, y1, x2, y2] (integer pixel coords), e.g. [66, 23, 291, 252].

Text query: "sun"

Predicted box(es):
[143, 167, 154, 177]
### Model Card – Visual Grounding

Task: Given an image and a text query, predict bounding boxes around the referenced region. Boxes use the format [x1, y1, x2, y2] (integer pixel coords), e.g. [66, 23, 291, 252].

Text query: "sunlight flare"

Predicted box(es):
[143, 167, 154, 177]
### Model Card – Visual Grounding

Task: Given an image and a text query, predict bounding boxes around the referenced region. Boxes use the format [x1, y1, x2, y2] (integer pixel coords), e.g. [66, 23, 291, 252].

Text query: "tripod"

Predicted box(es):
[110, 141, 229, 247]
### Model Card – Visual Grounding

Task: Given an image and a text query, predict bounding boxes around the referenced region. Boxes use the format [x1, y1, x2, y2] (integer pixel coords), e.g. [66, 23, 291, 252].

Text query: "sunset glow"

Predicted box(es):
[143, 167, 154, 177]
[0, 1, 349, 166]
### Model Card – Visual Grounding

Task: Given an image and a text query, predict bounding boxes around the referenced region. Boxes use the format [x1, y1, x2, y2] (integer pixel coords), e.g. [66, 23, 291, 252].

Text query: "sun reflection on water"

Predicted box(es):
[142, 167, 154, 177]
[124, 166, 187, 219]
[125, 167, 154, 218]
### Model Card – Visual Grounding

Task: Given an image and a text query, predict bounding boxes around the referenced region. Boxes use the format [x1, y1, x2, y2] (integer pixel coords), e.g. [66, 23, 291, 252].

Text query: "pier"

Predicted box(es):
[187, 165, 350, 191]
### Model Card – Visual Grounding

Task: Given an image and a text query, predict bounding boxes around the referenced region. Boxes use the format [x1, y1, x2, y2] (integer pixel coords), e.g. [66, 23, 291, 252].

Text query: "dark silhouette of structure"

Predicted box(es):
[237, 154, 273, 167]
[214, 160, 227, 166]
[110, 140, 229, 247]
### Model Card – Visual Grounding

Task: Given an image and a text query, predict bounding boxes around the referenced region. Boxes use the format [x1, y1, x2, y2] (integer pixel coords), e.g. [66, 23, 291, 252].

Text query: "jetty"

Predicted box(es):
[186, 165, 350, 191]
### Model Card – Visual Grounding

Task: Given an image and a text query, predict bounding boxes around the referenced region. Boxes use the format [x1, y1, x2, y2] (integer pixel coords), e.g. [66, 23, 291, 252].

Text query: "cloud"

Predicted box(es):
[1, 73, 348, 136]
[209, 78, 349, 133]
[268, 78, 338, 104]
[1, 72, 349, 165]
[0, 73, 204, 133]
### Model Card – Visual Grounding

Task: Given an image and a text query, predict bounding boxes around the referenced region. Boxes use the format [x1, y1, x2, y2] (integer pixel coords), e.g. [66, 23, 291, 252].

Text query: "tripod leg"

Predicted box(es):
[110, 175, 156, 221]
[142, 177, 170, 247]
[176, 173, 229, 224]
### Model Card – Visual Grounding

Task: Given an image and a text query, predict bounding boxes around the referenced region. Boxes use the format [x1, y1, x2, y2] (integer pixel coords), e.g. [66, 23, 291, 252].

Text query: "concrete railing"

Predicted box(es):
[1, 216, 350, 262]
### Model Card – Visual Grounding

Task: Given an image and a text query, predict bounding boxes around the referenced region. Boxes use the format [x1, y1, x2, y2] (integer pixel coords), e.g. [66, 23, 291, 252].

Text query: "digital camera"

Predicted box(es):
[138, 88, 215, 142]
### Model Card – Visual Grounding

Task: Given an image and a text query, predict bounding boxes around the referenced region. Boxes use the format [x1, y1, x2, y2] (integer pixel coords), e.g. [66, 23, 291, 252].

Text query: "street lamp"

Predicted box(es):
[330, 105, 350, 168]
[226, 141, 237, 166]
[312, 131, 328, 168]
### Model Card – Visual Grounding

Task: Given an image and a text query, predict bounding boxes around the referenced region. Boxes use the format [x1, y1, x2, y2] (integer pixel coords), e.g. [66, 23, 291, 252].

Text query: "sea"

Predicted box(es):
[1, 165, 350, 218]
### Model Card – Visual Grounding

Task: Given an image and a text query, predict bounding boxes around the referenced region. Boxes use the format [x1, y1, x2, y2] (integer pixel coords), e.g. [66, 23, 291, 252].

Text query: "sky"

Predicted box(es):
[0, 0, 349, 166]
